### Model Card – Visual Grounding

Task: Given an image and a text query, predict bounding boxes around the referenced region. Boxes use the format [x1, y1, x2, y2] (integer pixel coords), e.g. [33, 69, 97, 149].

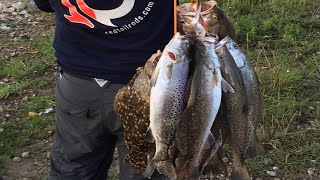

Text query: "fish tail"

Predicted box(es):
[142, 158, 157, 178]
[157, 160, 177, 180]
[231, 165, 250, 180]
[245, 134, 265, 159]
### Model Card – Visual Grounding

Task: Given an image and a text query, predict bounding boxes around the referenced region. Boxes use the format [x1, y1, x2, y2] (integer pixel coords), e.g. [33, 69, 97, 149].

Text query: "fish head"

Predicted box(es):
[165, 33, 191, 62]
[194, 36, 219, 62]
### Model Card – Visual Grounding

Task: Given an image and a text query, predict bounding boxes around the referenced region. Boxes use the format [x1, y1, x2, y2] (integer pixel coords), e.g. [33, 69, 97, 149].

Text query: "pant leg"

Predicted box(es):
[49, 72, 118, 180]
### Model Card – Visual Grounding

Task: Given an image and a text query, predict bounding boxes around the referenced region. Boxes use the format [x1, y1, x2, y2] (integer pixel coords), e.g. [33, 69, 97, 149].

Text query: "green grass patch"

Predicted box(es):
[180, 0, 320, 177]
[0, 77, 51, 99]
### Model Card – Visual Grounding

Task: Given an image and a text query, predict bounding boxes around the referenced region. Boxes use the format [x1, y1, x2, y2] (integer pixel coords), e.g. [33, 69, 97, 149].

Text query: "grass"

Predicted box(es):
[0, 0, 319, 178]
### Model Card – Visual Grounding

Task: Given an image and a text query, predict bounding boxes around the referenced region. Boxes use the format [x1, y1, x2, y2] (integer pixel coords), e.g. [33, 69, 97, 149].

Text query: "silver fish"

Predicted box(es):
[143, 33, 191, 180]
[175, 36, 233, 179]
[216, 44, 251, 179]
[221, 36, 265, 158]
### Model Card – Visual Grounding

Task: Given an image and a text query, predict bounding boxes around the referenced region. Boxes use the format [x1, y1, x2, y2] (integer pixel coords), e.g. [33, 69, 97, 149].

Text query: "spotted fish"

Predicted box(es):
[215, 44, 251, 179]
[174, 36, 233, 180]
[222, 36, 265, 158]
[143, 33, 191, 180]
[114, 50, 162, 174]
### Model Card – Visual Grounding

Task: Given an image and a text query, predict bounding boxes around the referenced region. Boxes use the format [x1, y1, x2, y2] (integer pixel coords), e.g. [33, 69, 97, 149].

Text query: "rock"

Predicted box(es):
[3, 7, 15, 13]
[272, 166, 279, 171]
[22, 96, 28, 101]
[21, 151, 30, 158]
[0, 2, 4, 11]
[266, 170, 277, 177]
[0, 128, 4, 133]
[12, 2, 25, 12]
[0, 23, 11, 31]
[13, 157, 22, 162]
[44, 107, 54, 114]
[18, 10, 27, 15]
[308, 168, 315, 175]
[28, 112, 38, 118]
[311, 159, 316, 164]
[46, 152, 50, 159]
[222, 157, 229, 163]
[11, 12, 18, 15]
[255, 178, 263, 180]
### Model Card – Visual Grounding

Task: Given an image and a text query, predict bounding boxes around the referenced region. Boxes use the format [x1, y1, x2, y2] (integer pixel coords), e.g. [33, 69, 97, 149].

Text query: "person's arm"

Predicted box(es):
[33, 0, 54, 12]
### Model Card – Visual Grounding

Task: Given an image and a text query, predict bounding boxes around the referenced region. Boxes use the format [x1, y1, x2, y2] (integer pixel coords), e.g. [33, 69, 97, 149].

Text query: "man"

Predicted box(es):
[33, 0, 174, 179]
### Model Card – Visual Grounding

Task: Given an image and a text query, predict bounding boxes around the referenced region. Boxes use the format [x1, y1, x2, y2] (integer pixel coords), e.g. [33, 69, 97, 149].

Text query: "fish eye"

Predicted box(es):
[233, 44, 239, 49]
[212, 15, 217, 20]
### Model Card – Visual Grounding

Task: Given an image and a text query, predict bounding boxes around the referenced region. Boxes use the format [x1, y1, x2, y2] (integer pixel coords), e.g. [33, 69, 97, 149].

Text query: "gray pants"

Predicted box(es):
[49, 71, 166, 180]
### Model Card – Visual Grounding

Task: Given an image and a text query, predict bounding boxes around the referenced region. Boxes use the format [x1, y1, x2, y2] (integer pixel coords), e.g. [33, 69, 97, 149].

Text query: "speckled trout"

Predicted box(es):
[175, 36, 233, 179]
[143, 33, 191, 180]
[215, 44, 251, 180]
[221, 36, 265, 158]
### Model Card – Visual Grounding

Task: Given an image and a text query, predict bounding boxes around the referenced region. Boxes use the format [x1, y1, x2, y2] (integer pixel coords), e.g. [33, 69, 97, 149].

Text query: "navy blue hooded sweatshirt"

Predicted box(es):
[34, 0, 174, 83]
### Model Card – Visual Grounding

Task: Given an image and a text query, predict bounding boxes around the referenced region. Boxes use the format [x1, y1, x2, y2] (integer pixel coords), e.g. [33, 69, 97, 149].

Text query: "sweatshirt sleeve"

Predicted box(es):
[33, 0, 54, 12]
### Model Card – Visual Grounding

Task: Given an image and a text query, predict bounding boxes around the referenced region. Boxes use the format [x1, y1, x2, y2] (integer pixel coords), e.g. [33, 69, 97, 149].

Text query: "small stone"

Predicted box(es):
[255, 178, 263, 180]
[308, 168, 315, 175]
[222, 157, 229, 163]
[22, 96, 28, 101]
[0, 2, 4, 11]
[13, 157, 22, 162]
[28, 112, 38, 118]
[0, 128, 4, 133]
[12, 2, 25, 12]
[46, 152, 50, 159]
[44, 108, 54, 114]
[11, 12, 18, 15]
[311, 159, 316, 163]
[266, 170, 277, 177]
[22, 178, 28, 180]
[3, 7, 15, 13]
[5, 114, 10, 117]
[18, 10, 27, 15]
[0, 24, 11, 31]
[274, 178, 281, 180]
[21, 152, 30, 158]
[10, 52, 17, 57]
[272, 166, 279, 171]
[316, 51, 320, 55]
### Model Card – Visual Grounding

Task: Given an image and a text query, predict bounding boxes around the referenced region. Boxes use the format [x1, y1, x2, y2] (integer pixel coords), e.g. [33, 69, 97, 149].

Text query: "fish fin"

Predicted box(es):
[221, 77, 235, 93]
[150, 65, 160, 87]
[200, 132, 223, 174]
[144, 127, 154, 143]
[212, 69, 218, 86]
[157, 161, 177, 179]
[166, 63, 173, 80]
[143, 159, 157, 178]
[243, 120, 255, 161]
[245, 121, 265, 159]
